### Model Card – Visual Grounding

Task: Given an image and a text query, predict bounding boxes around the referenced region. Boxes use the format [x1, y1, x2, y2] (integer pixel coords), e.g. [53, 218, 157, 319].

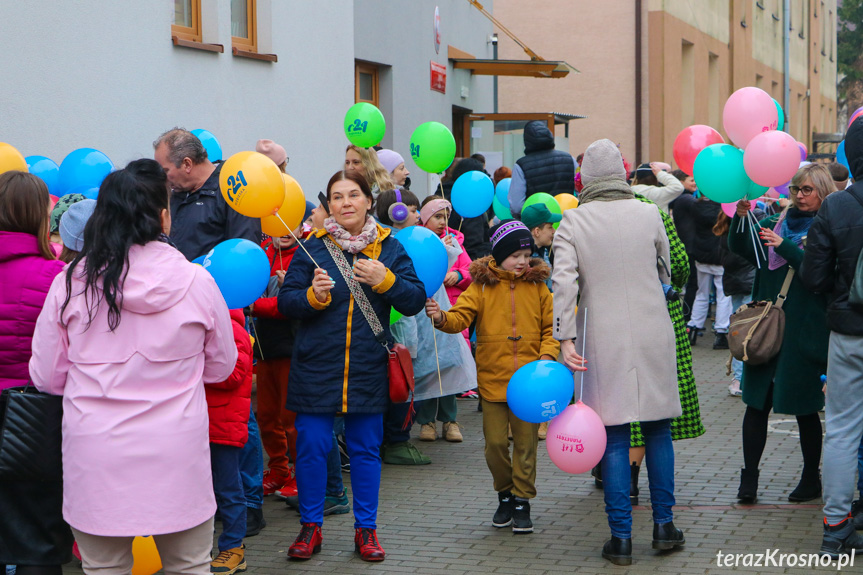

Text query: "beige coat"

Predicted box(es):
[551, 198, 681, 426]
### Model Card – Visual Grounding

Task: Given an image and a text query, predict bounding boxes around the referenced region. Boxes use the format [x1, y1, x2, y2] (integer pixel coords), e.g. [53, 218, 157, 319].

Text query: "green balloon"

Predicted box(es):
[390, 308, 402, 325]
[773, 99, 785, 131]
[492, 197, 512, 220]
[522, 192, 563, 229]
[344, 103, 386, 148]
[410, 122, 456, 173]
[693, 144, 751, 203]
[746, 178, 769, 200]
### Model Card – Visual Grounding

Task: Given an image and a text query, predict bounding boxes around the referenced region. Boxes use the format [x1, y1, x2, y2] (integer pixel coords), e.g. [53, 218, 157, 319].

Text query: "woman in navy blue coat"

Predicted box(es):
[278, 170, 424, 562]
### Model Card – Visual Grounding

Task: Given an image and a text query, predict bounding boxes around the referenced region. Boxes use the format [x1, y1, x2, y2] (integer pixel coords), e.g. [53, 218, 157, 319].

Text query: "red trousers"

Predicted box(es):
[256, 358, 297, 475]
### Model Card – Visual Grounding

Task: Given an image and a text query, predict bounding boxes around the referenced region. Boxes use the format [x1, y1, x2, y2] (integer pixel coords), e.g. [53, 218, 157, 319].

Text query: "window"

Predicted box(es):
[232, 0, 257, 52]
[355, 62, 379, 107]
[172, 0, 201, 42]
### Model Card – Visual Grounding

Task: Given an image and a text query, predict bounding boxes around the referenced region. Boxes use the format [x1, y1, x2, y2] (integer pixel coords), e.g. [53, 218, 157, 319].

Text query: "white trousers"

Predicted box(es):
[688, 263, 732, 332]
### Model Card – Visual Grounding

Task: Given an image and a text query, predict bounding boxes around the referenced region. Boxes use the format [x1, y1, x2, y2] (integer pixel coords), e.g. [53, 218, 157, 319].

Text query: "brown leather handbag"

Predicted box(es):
[728, 268, 794, 365]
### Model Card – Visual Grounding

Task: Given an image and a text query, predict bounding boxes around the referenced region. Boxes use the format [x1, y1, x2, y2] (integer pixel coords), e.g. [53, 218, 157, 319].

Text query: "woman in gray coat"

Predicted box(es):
[552, 139, 684, 566]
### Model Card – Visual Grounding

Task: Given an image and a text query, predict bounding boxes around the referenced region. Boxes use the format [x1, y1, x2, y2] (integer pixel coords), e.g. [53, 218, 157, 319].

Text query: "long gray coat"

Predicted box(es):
[552, 198, 681, 426]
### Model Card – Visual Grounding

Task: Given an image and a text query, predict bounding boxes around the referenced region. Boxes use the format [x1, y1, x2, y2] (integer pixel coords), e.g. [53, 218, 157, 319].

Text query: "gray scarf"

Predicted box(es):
[578, 176, 635, 205]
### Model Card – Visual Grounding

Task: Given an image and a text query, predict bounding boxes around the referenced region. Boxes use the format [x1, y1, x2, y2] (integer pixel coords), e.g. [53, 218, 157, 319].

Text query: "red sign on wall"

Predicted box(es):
[430, 61, 447, 94]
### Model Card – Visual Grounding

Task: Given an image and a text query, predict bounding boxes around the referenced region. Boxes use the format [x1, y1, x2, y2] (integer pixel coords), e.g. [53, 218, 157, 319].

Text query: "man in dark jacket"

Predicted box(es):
[154, 128, 261, 261]
[800, 118, 863, 558]
[508, 120, 576, 216]
[670, 170, 698, 321]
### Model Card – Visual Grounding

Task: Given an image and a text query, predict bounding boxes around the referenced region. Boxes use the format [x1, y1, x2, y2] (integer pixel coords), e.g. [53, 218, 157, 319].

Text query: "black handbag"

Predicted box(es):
[0, 383, 63, 482]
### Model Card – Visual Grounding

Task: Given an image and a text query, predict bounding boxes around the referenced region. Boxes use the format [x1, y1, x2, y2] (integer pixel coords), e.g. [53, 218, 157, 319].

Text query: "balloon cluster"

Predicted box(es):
[834, 105, 863, 177]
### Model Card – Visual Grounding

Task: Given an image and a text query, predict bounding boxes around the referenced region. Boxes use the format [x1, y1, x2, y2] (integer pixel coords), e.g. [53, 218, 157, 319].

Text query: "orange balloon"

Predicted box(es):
[0, 142, 27, 175]
[556, 194, 579, 211]
[131, 536, 161, 575]
[261, 173, 306, 237]
[219, 151, 285, 218]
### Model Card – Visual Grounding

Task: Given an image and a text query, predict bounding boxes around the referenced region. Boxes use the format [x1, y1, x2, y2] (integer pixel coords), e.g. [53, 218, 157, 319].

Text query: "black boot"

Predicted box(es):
[713, 332, 729, 350]
[851, 499, 863, 530]
[512, 498, 533, 534]
[591, 461, 603, 489]
[821, 517, 863, 559]
[245, 506, 266, 537]
[653, 521, 686, 550]
[601, 536, 632, 566]
[630, 463, 640, 506]
[686, 325, 698, 346]
[788, 468, 822, 502]
[737, 468, 759, 503]
[492, 491, 514, 528]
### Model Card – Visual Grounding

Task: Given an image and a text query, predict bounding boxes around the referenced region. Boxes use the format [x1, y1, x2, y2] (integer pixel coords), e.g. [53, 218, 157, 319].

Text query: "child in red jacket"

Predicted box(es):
[207, 309, 253, 574]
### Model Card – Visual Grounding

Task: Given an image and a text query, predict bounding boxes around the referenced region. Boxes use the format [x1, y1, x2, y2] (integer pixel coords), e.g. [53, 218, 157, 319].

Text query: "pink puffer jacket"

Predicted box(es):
[0, 231, 64, 390]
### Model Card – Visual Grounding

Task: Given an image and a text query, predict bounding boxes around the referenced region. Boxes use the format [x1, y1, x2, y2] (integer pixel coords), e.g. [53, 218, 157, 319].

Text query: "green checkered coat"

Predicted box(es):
[630, 195, 705, 445]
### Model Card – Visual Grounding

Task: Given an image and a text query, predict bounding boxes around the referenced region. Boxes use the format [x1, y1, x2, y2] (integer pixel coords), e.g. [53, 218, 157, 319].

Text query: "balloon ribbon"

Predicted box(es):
[578, 307, 587, 402]
[431, 317, 443, 396]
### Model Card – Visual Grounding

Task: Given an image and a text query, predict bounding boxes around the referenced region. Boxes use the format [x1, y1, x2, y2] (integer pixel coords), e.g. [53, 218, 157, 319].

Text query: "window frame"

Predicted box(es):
[172, 0, 202, 43]
[355, 61, 379, 107]
[231, 0, 258, 53]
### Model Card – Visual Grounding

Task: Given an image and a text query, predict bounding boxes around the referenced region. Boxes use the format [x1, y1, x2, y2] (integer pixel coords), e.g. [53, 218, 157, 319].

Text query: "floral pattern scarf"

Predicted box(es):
[324, 215, 378, 254]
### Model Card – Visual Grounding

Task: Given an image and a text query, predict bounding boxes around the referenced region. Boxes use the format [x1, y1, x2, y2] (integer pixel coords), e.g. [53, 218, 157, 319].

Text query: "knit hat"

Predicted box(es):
[580, 139, 627, 185]
[521, 204, 562, 230]
[255, 139, 287, 166]
[49, 193, 86, 233]
[59, 199, 97, 252]
[303, 201, 315, 222]
[376, 149, 405, 174]
[490, 220, 534, 264]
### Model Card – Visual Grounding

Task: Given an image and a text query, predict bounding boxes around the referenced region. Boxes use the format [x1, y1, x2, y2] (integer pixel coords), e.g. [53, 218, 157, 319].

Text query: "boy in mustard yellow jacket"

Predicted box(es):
[425, 220, 560, 534]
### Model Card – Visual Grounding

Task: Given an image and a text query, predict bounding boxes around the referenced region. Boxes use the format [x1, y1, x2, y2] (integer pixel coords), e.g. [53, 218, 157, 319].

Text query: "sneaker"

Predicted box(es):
[288, 523, 322, 560]
[512, 499, 533, 534]
[538, 421, 548, 440]
[419, 422, 437, 442]
[323, 489, 350, 516]
[283, 494, 299, 510]
[851, 499, 863, 530]
[457, 390, 479, 399]
[263, 469, 290, 497]
[821, 516, 863, 559]
[443, 422, 463, 442]
[382, 441, 431, 465]
[728, 379, 742, 397]
[492, 491, 514, 528]
[210, 545, 246, 574]
[354, 527, 385, 562]
[713, 332, 729, 350]
[274, 477, 298, 500]
[245, 507, 266, 537]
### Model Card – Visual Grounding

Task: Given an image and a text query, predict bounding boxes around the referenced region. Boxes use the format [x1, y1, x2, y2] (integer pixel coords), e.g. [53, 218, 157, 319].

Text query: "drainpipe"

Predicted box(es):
[783, 0, 790, 132]
[635, 0, 643, 164]
[493, 39, 499, 113]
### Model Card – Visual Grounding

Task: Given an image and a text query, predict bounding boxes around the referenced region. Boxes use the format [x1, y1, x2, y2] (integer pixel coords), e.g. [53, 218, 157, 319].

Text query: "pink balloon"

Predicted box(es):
[766, 188, 780, 199]
[545, 401, 607, 474]
[743, 131, 800, 187]
[849, 109, 863, 130]
[723, 87, 778, 149]
[798, 142, 808, 162]
[721, 201, 753, 218]
[672, 125, 725, 176]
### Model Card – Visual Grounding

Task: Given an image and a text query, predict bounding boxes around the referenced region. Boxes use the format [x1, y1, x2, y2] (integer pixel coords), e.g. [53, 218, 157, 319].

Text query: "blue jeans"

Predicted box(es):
[211, 443, 246, 551]
[858, 436, 863, 494]
[295, 412, 383, 528]
[327, 429, 345, 497]
[239, 407, 263, 509]
[730, 294, 753, 382]
[603, 419, 675, 538]
[384, 400, 414, 444]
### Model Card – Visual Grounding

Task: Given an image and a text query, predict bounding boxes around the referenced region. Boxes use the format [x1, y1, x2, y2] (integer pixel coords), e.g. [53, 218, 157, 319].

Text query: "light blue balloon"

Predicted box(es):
[57, 148, 114, 196]
[451, 170, 494, 218]
[495, 177, 511, 208]
[837, 140, 849, 172]
[81, 188, 99, 200]
[394, 226, 448, 298]
[26, 156, 60, 195]
[506, 360, 573, 423]
[191, 129, 223, 162]
[63, 184, 99, 199]
[200, 238, 270, 309]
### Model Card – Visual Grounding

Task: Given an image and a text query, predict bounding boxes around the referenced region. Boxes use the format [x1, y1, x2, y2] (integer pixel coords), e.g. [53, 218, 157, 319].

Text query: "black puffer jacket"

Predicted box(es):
[690, 199, 723, 265]
[671, 191, 697, 254]
[515, 120, 575, 198]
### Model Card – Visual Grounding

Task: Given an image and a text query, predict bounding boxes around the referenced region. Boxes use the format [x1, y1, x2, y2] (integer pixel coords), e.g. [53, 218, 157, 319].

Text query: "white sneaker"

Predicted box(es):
[729, 379, 742, 397]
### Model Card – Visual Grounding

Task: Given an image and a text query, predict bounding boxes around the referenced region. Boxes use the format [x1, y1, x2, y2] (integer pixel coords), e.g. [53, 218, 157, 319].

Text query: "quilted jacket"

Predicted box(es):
[206, 309, 253, 447]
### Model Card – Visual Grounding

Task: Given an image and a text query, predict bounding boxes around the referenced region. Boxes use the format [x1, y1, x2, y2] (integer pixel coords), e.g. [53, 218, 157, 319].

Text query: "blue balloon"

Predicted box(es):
[191, 129, 223, 162]
[506, 360, 573, 423]
[495, 177, 511, 208]
[25, 156, 60, 195]
[451, 170, 495, 218]
[394, 226, 448, 298]
[58, 148, 113, 196]
[200, 239, 270, 309]
[82, 188, 99, 200]
[191, 255, 206, 266]
[837, 140, 850, 172]
[63, 184, 100, 199]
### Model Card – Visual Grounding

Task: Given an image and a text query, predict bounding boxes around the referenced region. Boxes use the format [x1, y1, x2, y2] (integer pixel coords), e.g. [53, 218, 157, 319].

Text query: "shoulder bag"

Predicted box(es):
[0, 382, 63, 481]
[727, 268, 794, 365]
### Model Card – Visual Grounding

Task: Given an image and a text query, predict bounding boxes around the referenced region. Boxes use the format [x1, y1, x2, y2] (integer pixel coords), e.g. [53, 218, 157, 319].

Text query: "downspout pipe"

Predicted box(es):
[635, 0, 643, 163]
[783, 0, 790, 132]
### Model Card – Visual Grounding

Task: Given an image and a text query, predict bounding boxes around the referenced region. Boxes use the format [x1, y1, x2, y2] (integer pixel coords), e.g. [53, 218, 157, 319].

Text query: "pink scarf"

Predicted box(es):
[324, 215, 378, 254]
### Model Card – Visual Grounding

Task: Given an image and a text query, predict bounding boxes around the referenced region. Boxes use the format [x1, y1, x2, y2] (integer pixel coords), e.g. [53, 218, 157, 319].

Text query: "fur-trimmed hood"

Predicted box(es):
[469, 255, 551, 286]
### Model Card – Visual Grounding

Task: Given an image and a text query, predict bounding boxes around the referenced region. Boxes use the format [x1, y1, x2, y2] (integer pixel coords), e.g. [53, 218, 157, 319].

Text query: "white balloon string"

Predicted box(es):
[431, 317, 443, 396]
[579, 307, 587, 402]
[274, 212, 321, 268]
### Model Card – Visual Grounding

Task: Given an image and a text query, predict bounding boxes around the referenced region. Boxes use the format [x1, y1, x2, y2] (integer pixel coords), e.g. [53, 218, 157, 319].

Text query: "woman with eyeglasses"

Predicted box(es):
[728, 163, 834, 504]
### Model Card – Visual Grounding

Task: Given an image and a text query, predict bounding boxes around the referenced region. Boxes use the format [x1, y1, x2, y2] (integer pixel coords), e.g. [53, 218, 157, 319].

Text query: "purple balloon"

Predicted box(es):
[775, 181, 790, 197]
[798, 142, 808, 162]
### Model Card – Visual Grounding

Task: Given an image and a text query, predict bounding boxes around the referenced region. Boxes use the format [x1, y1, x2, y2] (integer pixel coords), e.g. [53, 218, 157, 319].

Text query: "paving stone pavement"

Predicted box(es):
[62, 343, 851, 574]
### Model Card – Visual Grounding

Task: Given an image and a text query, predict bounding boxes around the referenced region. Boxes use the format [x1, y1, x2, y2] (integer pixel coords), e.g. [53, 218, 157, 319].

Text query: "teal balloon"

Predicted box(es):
[191, 129, 222, 162]
[693, 144, 750, 204]
[344, 103, 386, 148]
[746, 178, 769, 200]
[394, 226, 448, 297]
[492, 197, 512, 220]
[773, 99, 785, 132]
[25, 156, 60, 195]
[451, 170, 494, 218]
[201, 239, 270, 309]
[410, 122, 456, 173]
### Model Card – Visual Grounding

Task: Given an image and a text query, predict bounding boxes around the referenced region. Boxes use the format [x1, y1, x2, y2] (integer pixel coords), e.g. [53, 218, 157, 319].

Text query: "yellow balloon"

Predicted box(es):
[556, 194, 579, 211]
[0, 142, 27, 175]
[131, 536, 162, 575]
[219, 151, 285, 218]
[261, 173, 306, 237]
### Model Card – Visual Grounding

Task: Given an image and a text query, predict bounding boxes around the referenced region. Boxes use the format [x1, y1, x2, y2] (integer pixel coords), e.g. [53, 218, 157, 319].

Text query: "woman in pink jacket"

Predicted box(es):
[29, 159, 238, 575]
[0, 171, 70, 575]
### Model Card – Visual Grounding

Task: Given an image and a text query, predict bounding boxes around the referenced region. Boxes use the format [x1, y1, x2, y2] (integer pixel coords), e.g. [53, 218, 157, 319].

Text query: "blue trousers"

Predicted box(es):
[211, 444, 246, 551]
[326, 428, 345, 497]
[239, 407, 263, 509]
[603, 419, 675, 538]
[383, 400, 414, 444]
[295, 412, 383, 528]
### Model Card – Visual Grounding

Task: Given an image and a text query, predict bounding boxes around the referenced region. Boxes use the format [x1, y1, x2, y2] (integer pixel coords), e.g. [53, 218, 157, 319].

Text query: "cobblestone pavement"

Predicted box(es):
[63, 344, 848, 574]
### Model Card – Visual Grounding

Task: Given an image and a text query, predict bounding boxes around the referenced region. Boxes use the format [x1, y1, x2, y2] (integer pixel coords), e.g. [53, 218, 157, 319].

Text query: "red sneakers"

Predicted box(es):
[273, 465, 298, 499]
[262, 469, 288, 496]
[354, 528, 385, 562]
[288, 523, 322, 560]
